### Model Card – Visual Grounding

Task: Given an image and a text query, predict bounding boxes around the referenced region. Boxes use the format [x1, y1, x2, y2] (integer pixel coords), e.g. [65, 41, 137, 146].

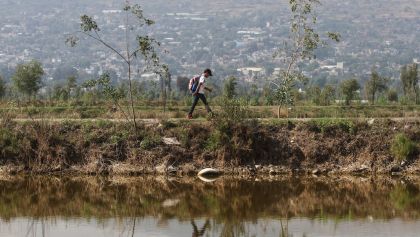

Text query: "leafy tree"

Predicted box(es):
[176, 76, 189, 95]
[83, 73, 130, 122]
[0, 75, 5, 99]
[320, 85, 336, 106]
[249, 84, 260, 105]
[166, 70, 172, 96]
[307, 86, 321, 105]
[66, 76, 77, 91]
[366, 68, 388, 104]
[52, 85, 66, 101]
[67, 1, 165, 133]
[340, 78, 360, 105]
[272, 0, 340, 117]
[387, 89, 399, 103]
[224, 77, 237, 99]
[262, 85, 274, 106]
[65, 75, 78, 100]
[12, 60, 44, 99]
[159, 65, 170, 112]
[400, 64, 419, 104]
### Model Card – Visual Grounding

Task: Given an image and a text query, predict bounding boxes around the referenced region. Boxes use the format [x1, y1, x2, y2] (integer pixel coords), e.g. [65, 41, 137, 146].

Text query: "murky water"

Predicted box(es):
[0, 176, 419, 237]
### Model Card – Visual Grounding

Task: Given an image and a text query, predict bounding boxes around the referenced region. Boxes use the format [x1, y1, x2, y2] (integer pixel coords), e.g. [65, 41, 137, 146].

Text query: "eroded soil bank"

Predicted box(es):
[0, 118, 419, 175]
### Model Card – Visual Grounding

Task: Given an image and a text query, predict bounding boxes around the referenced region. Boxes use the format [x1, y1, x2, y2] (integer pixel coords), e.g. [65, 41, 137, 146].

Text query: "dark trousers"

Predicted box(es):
[189, 93, 212, 115]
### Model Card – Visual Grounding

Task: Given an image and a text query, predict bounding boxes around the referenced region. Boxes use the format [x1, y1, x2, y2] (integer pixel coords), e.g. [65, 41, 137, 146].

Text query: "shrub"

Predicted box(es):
[160, 120, 177, 129]
[140, 135, 161, 150]
[0, 128, 19, 158]
[95, 119, 113, 129]
[306, 119, 355, 134]
[214, 97, 253, 125]
[391, 133, 417, 161]
[205, 131, 223, 151]
[173, 126, 190, 148]
[109, 131, 130, 144]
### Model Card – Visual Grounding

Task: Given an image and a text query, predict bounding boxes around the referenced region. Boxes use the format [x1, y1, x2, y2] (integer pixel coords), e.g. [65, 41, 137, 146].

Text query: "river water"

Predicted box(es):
[0, 176, 418, 237]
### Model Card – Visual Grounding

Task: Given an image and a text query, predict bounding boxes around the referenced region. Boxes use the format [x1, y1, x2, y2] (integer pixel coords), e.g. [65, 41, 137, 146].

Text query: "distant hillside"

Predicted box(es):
[0, 0, 419, 86]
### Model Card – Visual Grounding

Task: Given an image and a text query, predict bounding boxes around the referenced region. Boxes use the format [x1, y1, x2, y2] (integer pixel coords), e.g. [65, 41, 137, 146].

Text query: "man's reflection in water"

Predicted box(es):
[191, 219, 210, 237]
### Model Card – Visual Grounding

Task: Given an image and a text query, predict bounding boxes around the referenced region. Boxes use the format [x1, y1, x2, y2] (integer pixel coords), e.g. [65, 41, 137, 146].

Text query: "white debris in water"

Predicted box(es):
[198, 168, 220, 176]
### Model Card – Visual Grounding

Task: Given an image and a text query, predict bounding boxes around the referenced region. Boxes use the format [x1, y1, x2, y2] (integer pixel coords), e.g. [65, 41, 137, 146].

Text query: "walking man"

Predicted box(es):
[187, 68, 213, 119]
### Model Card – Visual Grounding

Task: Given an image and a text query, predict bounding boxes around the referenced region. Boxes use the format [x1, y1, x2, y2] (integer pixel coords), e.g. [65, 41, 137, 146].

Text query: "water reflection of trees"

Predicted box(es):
[0, 176, 418, 222]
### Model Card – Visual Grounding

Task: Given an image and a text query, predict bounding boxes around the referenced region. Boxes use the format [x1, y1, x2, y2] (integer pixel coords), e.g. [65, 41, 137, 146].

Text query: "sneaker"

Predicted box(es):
[186, 114, 193, 119]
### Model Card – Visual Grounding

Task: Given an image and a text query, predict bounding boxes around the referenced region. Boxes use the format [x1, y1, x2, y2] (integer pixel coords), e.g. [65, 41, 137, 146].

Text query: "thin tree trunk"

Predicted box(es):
[127, 63, 138, 134]
[125, 8, 138, 134]
[372, 92, 375, 105]
[162, 75, 166, 113]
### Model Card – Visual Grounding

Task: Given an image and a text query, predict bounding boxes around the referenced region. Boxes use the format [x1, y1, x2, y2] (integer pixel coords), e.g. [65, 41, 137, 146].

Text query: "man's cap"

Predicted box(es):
[204, 68, 213, 76]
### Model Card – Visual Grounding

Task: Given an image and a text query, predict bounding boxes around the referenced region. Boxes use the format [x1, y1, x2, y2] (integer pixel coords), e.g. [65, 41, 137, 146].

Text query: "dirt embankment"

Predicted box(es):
[0, 119, 419, 175]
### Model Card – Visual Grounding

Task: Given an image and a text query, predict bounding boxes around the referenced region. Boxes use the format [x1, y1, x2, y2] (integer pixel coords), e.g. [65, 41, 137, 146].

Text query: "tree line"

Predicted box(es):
[0, 61, 418, 107]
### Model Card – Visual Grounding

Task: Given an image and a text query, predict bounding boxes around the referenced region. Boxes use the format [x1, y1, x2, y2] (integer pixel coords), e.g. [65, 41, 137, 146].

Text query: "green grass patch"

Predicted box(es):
[306, 119, 356, 134]
[0, 128, 20, 158]
[391, 133, 417, 161]
[140, 135, 162, 150]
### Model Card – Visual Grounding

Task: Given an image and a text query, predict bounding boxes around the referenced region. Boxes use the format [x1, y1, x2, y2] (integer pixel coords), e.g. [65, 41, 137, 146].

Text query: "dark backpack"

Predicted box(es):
[189, 75, 201, 93]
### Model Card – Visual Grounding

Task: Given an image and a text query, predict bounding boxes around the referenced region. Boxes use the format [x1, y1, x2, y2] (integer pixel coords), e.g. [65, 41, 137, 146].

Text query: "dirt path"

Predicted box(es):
[3, 117, 420, 124]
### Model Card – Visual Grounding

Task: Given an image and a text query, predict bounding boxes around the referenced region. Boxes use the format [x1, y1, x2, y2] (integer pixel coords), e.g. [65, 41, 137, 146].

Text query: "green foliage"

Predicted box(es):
[306, 119, 356, 134]
[217, 97, 253, 124]
[52, 85, 69, 101]
[0, 127, 19, 158]
[272, 0, 340, 112]
[160, 120, 177, 130]
[207, 81, 255, 151]
[123, 3, 155, 26]
[80, 15, 100, 32]
[136, 36, 161, 65]
[400, 64, 419, 104]
[140, 135, 161, 150]
[176, 76, 190, 95]
[205, 130, 223, 151]
[66, 75, 78, 98]
[366, 69, 388, 104]
[67, 2, 165, 133]
[95, 119, 114, 129]
[387, 89, 399, 103]
[174, 126, 190, 148]
[110, 131, 130, 144]
[286, 0, 340, 60]
[262, 85, 275, 106]
[0, 75, 5, 99]
[307, 86, 321, 105]
[83, 73, 125, 103]
[340, 78, 360, 105]
[77, 108, 104, 119]
[320, 85, 336, 106]
[223, 76, 237, 99]
[273, 67, 295, 107]
[391, 133, 417, 161]
[12, 60, 44, 98]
